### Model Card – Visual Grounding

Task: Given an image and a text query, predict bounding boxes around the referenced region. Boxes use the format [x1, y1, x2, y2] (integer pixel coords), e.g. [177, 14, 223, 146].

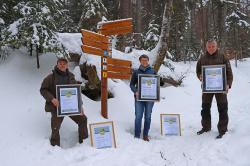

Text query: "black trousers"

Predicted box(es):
[201, 93, 228, 134]
[50, 111, 88, 146]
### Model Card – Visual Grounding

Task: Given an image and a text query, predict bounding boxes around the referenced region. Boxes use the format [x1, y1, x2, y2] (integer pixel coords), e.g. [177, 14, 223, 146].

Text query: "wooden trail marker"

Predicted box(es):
[81, 37, 109, 51]
[106, 65, 131, 74]
[81, 29, 110, 57]
[80, 18, 133, 119]
[98, 18, 132, 30]
[106, 57, 132, 67]
[98, 18, 133, 36]
[99, 26, 133, 36]
[81, 29, 108, 43]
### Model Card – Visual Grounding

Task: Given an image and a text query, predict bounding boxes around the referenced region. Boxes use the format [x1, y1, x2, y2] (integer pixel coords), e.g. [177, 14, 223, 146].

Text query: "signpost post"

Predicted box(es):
[81, 18, 133, 118]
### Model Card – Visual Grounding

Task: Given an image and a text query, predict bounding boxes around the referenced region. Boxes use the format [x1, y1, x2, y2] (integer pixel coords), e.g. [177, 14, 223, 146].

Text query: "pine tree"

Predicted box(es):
[78, 0, 107, 31]
[143, 21, 160, 51]
[225, 2, 250, 58]
[1, 0, 74, 52]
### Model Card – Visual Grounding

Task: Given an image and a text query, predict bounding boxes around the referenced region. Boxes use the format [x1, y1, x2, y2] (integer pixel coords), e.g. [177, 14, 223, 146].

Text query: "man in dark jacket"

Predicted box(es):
[196, 39, 233, 139]
[130, 54, 156, 141]
[40, 57, 88, 146]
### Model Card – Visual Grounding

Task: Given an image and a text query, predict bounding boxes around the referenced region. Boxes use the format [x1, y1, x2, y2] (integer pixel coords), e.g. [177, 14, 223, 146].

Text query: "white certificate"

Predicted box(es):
[59, 88, 78, 113]
[93, 126, 112, 149]
[90, 122, 116, 149]
[140, 77, 157, 99]
[205, 67, 223, 91]
[161, 114, 181, 136]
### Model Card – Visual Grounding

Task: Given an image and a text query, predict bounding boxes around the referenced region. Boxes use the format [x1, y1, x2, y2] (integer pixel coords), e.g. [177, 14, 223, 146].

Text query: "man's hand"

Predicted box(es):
[225, 85, 230, 94]
[135, 91, 139, 98]
[51, 98, 59, 107]
[80, 107, 84, 116]
[199, 75, 202, 81]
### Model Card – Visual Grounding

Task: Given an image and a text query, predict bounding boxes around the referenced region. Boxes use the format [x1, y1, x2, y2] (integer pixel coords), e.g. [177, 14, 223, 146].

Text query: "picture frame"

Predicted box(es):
[202, 65, 227, 93]
[137, 74, 160, 101]
[89, 121, 117, 149]
[56, 84, 82, 117]
[160, 114, 181, 136]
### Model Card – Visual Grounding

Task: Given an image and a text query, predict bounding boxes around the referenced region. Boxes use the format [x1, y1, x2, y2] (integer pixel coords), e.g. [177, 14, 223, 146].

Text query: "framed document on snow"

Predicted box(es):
[137, 74, 160, 101]
[56, 84, 82, 117]
[202, 65, 227, 93]
[160, 114, 181, 136]
[89, 121, 117, 149]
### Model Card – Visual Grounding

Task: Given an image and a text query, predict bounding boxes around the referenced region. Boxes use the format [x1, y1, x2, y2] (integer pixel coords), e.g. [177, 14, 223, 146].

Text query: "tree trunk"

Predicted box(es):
[36, 44, 40, 69]
[30, 43, 32, 56]
[153, 0, 173, 73]
[79, 63, 113, 100]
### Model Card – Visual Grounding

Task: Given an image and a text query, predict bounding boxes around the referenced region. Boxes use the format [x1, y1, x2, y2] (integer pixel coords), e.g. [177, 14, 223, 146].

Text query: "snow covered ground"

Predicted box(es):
[0, 49, 250, 166]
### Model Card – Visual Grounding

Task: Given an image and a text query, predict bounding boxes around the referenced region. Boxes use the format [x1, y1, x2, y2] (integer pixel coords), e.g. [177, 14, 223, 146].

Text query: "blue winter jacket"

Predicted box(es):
[130, 65, 156, 94]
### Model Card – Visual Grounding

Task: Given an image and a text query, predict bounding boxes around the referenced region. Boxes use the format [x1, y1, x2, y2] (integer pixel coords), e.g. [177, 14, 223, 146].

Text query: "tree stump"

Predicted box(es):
[79, 62, 113, 100]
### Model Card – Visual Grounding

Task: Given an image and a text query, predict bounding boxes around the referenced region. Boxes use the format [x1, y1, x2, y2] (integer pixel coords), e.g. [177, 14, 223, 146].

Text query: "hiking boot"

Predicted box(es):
[143, 136, 150, 142]
[216, 133, 225, 139]
[197, 129, 210, 135]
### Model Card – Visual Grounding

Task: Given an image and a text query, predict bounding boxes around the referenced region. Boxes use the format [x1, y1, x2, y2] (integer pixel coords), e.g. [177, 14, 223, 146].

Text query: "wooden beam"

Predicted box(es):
[81, 45, 105, 57]
[81, 37, 109, 50]
[81, 29, 109, 43]
[99, 26, 133, 36]
[107, 72, 131, 80]
[98, 18, 132, 30]
[106, 57, 132, 67]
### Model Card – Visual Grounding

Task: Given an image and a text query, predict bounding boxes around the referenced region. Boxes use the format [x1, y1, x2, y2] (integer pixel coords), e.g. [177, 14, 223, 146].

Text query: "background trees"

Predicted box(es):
[1, 0, 249, 62]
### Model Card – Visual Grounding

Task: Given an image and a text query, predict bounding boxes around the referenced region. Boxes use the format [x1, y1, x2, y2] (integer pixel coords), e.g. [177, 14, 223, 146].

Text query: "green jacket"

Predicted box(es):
[40, 66, 78, 112]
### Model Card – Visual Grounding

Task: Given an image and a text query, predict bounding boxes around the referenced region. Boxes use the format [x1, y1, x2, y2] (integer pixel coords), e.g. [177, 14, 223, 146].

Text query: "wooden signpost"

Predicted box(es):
[81, 18, 133, 118]
[97, 18, 133, 36]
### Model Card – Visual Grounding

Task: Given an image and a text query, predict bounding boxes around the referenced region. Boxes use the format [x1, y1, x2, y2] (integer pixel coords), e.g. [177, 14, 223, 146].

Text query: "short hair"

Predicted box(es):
[206, 39, 217, 46]
[57, 57, 68, 64]
[139, 54, 149, 61]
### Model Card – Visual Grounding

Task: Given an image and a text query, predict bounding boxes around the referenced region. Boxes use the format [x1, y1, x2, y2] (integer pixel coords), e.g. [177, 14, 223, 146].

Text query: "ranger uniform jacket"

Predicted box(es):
[40, 66, 79, 112]
[196, 51, 233, 88]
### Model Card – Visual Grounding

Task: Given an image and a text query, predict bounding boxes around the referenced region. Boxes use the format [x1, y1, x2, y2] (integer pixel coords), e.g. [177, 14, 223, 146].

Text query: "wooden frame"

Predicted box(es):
[56, 84, 82, 117]
[202, 65, 227, 93]
[89, 121, 117, 149]
[160, 114, 181, 136]
[137, 74, 160, 101]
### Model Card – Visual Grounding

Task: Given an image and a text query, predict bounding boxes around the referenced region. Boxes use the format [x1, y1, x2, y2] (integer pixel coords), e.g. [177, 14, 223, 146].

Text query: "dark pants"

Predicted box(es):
[50, 111, 88, 146]
[201, 93, 228, 134]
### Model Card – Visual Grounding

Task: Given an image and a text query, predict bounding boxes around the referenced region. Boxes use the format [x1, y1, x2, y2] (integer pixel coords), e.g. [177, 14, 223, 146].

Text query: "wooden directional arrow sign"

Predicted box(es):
[81, 29, 110, 56]
[81, 37, 109, 50]
[81, 29, 108, 43]
[106, 57, 132, 67]
[98, 18, 133, 36]
[81, 45, 108, 57]
[102, 57, 132, 80]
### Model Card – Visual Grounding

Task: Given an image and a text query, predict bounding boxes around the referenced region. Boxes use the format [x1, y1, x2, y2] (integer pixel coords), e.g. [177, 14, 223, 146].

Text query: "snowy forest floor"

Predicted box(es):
[0, 49, 250, 166]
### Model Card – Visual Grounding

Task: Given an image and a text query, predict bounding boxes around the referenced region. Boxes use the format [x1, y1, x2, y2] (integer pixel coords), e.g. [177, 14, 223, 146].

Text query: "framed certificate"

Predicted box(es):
[160, 114, 181, 136]
[137, 74, 160, 101]
[56, 84, 82, 116]
[202, 65, 227, 93]
[89, 121, 117, 149]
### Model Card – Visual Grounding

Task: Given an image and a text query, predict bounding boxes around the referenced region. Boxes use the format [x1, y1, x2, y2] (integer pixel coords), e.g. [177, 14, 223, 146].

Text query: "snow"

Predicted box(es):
[0, 48, 250, 166]
[0, 18, 4, 24]
[8, 19, 23, 36]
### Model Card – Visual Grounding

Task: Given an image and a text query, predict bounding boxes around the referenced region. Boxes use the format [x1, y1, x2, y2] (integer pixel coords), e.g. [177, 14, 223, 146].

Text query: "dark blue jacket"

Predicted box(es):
[130, 65, 156, 93]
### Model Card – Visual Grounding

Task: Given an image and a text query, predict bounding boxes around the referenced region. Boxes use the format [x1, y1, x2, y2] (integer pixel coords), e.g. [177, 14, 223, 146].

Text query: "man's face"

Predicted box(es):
[140, 58, 149, 67]
[57, 61, 68, 72]
[206, 42, 218, 55]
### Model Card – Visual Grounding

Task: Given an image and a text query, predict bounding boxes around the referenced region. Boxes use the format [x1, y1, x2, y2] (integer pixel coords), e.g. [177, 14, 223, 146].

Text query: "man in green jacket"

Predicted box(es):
[196, 39, 233, 139]
[40, 57, 88, 146]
